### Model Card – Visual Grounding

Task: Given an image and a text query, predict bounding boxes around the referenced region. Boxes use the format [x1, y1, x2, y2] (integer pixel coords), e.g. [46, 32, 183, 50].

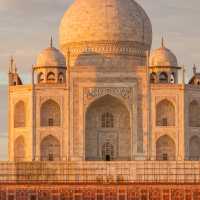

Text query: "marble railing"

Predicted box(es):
[0, 161, 199, 183]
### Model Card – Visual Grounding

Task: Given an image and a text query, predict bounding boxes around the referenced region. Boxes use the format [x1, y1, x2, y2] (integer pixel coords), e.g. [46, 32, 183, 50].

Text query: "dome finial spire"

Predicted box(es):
[161, 37, 165, 48]
[50, 36, 53, 48]
[193, 64, 197, 75]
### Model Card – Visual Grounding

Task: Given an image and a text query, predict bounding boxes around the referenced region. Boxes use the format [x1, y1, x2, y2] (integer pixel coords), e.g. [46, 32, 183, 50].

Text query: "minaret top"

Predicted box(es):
[10, 56, 14, 72]
[9, 56, 17, 73]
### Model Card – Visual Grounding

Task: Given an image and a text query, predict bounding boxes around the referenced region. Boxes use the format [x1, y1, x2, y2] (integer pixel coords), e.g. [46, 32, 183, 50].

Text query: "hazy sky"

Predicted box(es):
[0, 0, 200, 160]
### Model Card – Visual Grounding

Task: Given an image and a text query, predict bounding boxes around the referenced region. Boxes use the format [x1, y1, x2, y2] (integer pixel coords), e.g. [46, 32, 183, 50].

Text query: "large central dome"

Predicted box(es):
[59, 0, 152, 68]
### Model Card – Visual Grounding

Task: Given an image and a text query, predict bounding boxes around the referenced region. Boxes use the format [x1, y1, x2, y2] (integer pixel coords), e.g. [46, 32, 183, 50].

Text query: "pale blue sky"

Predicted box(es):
[0, 0, 200, 160]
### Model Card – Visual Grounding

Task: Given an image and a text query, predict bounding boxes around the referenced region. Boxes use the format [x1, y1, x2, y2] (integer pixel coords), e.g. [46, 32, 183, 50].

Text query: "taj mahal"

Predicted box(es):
[8, 0, 200, 163]
[2, 0, 200, 199]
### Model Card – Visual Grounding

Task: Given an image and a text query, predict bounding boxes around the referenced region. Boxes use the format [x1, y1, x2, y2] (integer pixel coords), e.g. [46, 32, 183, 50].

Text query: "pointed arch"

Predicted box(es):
[40, 99, 61, 127]
[156, 99, 175, 126]
[47, 72, 55, 83]
[58, 72, 64, 83]
[189, 100, 200, 127]
[14, 136, 25, 161]
[38, 72, 44, 83]
[14, 101, 26, 128]
[40, 135, 60, 161]
[189, 136, 200, 160]
[156, 135, 176, 161]
[159, 72, 168, 83]
[85, 95, 131, 161]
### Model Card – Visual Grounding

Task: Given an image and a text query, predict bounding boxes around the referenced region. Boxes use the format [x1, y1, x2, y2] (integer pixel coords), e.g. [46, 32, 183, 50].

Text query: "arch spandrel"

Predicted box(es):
[39, 96, 61, 107]
[154, 132, 176, 145]
[155, 97, 176, 108]
[83, 87, 134, 112]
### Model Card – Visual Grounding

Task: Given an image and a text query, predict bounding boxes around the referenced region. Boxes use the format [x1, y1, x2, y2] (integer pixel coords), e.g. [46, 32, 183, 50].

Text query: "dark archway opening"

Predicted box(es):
[85, 95, 131, 161]
[106, 155, 111, 161]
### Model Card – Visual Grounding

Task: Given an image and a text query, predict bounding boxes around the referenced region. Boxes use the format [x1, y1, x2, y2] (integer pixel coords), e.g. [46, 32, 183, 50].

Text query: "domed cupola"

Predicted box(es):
[34, 38, 67, 84]
[150, 40, 178, 68]
[36, 47, 66, 68]
[59, 0, 152, 69]
[189, 65, 200, 86]
[149, 38, 180, 84]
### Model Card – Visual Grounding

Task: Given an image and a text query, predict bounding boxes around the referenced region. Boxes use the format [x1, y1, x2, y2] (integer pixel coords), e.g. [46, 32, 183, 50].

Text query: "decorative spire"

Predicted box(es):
[193, 64, 197, 75]
[10, 56, 17, 73]
[50, 36, 53, 48]
[10, 56, 14, 72]
[161, 37, 165, 48]
[182, 65, 186, 84]
[14, 62, 17, 73]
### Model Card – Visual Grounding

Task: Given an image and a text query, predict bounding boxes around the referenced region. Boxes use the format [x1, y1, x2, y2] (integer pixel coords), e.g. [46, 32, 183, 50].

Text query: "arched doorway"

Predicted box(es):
[189, 136, 200, 160]
[58, 72, 65, 83]
[85, 95, 131, 161]
[40, 100, 61, 127]
[102, 142, 114, 161]
[14, 101, 26, 128]
[189, 100, 200, 127]
[47, 72, 55, 83]
[14, 136, 25, 161]
[156, 99, 175, 126]
[38, 72, 44, 83]
[156, 135, 176, 161]
[40, 135, 60, 161]
[159, 72, 168, 83]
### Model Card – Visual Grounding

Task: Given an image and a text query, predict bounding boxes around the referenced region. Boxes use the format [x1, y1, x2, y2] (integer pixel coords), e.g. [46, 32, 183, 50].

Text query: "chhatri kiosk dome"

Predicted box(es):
[150, 42, 178, 68]
[149, 40, 180, 84]
[59, 0, 152, 67]
[34, 42, 67, 84]
[36, 45, 66, 68]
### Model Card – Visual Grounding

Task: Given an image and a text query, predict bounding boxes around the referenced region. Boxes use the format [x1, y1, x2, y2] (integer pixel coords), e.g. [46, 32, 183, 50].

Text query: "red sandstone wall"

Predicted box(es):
[0, 184, 200, 200]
